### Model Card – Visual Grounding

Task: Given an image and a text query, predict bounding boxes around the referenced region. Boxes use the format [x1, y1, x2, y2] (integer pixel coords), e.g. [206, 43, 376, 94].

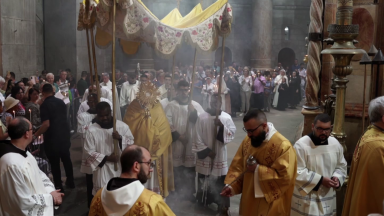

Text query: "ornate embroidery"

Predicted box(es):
[90, 196, 103, 215]
[37, 194, 46, 216]
[243, 140, 250, 156]
[133, 201, 145, 216]
[156, 158, 164, 197]
[268, 182, 280, 201]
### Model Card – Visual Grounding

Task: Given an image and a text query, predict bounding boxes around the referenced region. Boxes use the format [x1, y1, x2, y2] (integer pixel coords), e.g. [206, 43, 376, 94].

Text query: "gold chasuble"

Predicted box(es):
[342, 125, 384, 216]
[89, 188, 175, 216]
[124, 83, 174, 197]
[225, 132, 297, 216]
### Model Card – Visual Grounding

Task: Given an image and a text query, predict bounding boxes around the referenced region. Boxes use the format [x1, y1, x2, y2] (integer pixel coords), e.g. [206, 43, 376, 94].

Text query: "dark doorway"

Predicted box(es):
[215, 47, 232, 67]
[277, 48, 296, 71]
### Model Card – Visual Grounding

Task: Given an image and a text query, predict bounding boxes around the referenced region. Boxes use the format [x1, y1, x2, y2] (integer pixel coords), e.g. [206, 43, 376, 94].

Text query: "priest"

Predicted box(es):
[89, 145, 175, 216]
[77, 93, 98, 207]
[291, 114, 347, 216]
[342, 96, 384, 216]
[0, 117, 63, 215]
[120, 72, 140, 114]
[193, 93, 236, 211]
[272, 69, 289, 108]
[221, 109, 297, 216]
[84, 102, 134, 195]
[124, 82, 174, 197]
[158, 74, 172, 99]
[165, 80, 205, 201]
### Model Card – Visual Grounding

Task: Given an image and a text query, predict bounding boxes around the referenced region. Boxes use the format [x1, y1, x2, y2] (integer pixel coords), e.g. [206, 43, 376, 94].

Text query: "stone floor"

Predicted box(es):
[55, 106, 304, 216]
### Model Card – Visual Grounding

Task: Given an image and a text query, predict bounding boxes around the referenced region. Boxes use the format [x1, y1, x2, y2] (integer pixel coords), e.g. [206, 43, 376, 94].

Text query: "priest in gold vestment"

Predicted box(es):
[124, 82, 174, 198]
[342, 97, 384, 216]
[221, 109, 297, 216]
[89, 145, 175, 216]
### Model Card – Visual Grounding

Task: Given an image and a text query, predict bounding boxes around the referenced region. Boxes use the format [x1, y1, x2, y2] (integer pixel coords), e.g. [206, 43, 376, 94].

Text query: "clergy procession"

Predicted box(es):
[1, 0, 384, 215]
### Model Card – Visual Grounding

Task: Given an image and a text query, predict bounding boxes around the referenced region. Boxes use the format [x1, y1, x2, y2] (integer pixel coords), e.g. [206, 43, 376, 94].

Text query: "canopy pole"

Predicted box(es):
[86, 28, 94, 88]
[171, 55, 176, 89]
[362, 64, 367, 134]
[90, 26, 101, 102]
[182, 48, 197, 164]
[112, 0, 118, 171]
[212, 37, 226, 169]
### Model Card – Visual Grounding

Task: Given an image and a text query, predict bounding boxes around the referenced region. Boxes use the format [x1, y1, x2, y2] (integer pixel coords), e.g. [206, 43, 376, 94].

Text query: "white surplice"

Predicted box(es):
[77, 112, 96, 174]
[165, 100, 205, 167]
[77, 97, 112, 116]
[272, 75, 289, 107]
[158, 84, 168, 99]
[201, 83, 215, 110]
[291, 136, 347, 216]
[82, 86, 122, 120]
[120, 81, 140, 107]
[0, 151, 56, 216]
[100, 80, 112, 90]
[192, 111, 236, 176]
[84, 120, 134, 195]
[160, 98, 170, 110]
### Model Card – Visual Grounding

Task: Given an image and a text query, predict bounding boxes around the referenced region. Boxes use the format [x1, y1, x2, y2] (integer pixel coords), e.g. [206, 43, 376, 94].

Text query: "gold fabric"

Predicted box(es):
[342, 125, 384, 216]
[161, 8, 182, 25]
[225, 134, 297, 216]
[89, 188, 176, 216]
[123, 100, 174, 197]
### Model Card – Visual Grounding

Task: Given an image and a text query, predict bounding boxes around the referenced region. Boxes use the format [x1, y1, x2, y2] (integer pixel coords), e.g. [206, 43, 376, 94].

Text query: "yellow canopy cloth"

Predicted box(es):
[77, 0, 232, 57]
[123, 99, 174, 197]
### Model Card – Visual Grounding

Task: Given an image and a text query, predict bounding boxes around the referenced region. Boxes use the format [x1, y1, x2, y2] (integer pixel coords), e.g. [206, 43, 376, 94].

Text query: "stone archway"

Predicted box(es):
[277, 48, 296, 71]
[215, 47, 232, 67]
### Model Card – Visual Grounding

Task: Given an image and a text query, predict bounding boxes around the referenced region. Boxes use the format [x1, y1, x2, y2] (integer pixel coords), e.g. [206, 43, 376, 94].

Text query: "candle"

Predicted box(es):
[13, 111, 15, 118]
[29, 109, 31, 122]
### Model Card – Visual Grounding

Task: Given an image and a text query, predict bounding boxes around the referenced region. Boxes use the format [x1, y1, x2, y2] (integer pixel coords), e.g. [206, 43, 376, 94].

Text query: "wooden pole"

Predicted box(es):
[171, 55, 176, 88]
[86, 28, 94, 88]
[181, 48, 197, 163]
[362, 64, 367, 133]
[90, 26, 101, 102]
[211, 37, 226, 171]
[112, 0, 118, 171]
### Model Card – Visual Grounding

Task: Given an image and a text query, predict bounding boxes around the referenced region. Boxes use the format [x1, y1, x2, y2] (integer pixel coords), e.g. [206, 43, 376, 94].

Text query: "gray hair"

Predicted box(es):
[102, 73, 109, 78]
[46, 73, 54, 78]
[369, 96, 384, 123]
[0, 76, 5, 83]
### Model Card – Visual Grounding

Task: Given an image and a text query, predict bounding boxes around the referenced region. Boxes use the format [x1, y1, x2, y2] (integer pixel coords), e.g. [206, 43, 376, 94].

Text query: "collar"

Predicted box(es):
[175, 97, 189, 105]
[372, 124, 384, 132]
[106, 178, 138, 191]
[264, 122, 277, 142]
[0, 140, 28, 159]
[92, 119, 114, 129]
[307, 132, 329, 146]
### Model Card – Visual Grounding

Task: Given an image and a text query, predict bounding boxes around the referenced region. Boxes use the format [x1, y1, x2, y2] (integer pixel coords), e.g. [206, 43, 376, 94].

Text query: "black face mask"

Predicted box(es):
[250, 131, 267, 148]
[138, 167, 149, 184]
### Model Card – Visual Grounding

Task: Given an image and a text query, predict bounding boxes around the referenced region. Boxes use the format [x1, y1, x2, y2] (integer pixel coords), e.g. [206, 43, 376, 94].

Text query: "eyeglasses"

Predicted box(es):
[138, 160, 155, 169]
[314, 126, 332, 133]
[243, 123, 264, 134]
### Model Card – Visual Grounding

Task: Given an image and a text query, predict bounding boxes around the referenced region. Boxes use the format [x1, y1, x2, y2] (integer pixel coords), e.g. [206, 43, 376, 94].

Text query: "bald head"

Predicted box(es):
[8, 117, 32, 140]
[121, 145, 149, 173]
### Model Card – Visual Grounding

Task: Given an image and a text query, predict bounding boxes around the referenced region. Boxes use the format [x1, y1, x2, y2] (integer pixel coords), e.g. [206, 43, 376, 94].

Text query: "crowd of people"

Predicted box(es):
[0, 59, 383, 216]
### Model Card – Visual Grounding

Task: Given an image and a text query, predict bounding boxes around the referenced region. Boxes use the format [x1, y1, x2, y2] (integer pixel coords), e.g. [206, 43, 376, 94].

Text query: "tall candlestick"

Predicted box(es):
[13, 111, 15, 118]
[29, 109, 31, 122]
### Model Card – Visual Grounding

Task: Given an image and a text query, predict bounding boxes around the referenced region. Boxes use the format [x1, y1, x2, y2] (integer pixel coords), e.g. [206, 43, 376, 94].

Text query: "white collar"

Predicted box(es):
[264, 122, 277, 142]
[101, 180, 145, 216]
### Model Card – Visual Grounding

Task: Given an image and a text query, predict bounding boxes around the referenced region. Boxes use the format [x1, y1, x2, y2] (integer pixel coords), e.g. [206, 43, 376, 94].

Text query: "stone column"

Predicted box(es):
[251, 0, 272, 70]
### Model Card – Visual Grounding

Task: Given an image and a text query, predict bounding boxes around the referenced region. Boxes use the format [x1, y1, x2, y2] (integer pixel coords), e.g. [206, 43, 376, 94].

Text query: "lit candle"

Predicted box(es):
[29, 109, 31, 122]
[13, 111, 15, 118]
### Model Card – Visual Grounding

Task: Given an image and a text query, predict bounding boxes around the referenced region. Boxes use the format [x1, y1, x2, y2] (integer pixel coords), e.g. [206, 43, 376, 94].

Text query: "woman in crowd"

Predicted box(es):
[24, 87, 41, 128]
[272, 69, 289, 108]
[289, 71, 301, 108]
[238, 67, 252, 116]
[0, 100, 8, 140]
[46, 73, 59, 92]
[225, 70, 240, 117]
[10, 86, 26, 116]
[2, 97, 22, 126]
[276, 78, 289, 111]
[263, 74, 274, 112]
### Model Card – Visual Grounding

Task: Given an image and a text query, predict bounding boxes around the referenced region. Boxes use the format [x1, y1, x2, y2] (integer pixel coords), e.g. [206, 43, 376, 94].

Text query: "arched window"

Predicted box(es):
[284, 26, 290, 41]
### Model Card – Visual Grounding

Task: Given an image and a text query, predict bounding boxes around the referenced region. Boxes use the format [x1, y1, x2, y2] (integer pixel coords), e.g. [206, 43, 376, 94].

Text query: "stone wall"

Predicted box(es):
[1, 0, 44, 78]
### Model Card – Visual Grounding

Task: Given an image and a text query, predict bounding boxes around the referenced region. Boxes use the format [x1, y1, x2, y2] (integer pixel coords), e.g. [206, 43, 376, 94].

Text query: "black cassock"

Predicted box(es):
[277, 83, 289, 111]
[289, 76, 301, 106]
[226, 77, 241, 115]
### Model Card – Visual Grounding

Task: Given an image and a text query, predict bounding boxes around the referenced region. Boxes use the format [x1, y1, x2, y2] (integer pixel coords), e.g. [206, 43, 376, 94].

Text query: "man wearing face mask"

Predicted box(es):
[221, 109, 297, 216]
[89, 145, 175, 216]
[84, 102, 134, 196]
[290, 114, 347, 216]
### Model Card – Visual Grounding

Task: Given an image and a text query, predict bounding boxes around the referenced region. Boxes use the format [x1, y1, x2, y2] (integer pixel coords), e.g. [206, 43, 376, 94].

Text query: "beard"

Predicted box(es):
[250, 131, 267, 148]
[138, 167, 151, 184]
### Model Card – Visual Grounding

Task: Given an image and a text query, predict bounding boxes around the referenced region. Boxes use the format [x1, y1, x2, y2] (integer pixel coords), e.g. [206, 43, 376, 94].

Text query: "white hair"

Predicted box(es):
[46, 73, 54, 78]
[102, 73, 109, 78]
[0, 76, 5, 83]
[368, 96, 384, 123]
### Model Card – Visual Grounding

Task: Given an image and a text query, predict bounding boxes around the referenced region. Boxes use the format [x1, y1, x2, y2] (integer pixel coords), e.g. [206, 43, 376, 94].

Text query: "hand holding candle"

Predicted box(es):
[13, 111, 15, 118]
